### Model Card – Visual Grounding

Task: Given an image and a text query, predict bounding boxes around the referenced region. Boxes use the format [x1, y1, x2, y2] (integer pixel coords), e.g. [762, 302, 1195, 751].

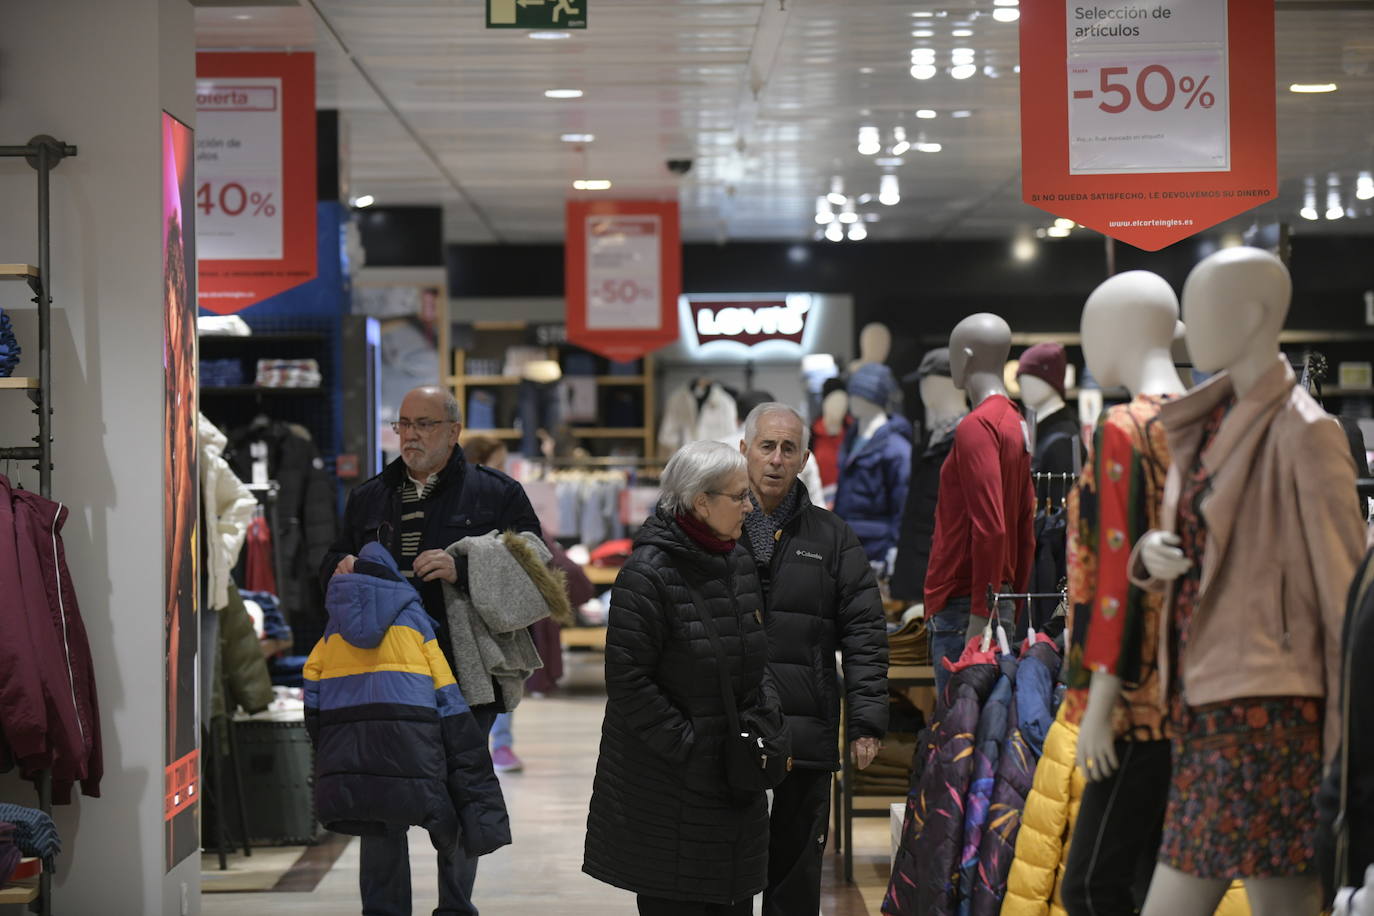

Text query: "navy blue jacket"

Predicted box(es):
[305, 542, 510, 856]
[320, 445, 541, 700]
[834, 416, 913, 564]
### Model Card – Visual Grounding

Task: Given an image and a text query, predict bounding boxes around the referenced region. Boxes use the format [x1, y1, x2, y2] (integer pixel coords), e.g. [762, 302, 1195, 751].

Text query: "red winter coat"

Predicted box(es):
[0, 475, 102, 803]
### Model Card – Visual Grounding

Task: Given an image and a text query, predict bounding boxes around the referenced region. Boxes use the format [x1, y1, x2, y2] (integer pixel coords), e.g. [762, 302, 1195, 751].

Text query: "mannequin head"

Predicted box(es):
[821, 389, 849, 436]
[1017, 342, 1068, 416]
[1181, 247, 1290, 391]
[1018, 375, 1063, 416]
[1081, 270, 1185, 398]
[856, 323, 893, 367]
[920, 374, 966, 428]
[849, 394, 886, 425]
[949, 313, 1012, 402]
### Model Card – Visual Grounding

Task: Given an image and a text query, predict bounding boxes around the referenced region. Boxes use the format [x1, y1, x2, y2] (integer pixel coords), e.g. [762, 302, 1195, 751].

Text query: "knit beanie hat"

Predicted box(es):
[847, 362, 897, 407]
[1017, 342, 1067, 399]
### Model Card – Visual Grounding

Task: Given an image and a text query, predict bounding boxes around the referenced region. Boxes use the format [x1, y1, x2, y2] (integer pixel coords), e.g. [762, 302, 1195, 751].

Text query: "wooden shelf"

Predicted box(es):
[456, 375, 521, 386]
[560, 626, 608, 650]
[0, 264, 38, 280]
[199, 386, 325, 396]
[199, 332, 327, 343]
[0, 882, 39, 904]
[462, 428, 522, 439]
[852, 794, 906, 812]
[569, 427, 647, 438]
[0, 377, 40, 389]
[583, 565, 620, 586]
[888, 664, 936, 684]
[446, 374, 648, 387]
[1322, 387, 1374, 397]
[594, 375, 647, 385]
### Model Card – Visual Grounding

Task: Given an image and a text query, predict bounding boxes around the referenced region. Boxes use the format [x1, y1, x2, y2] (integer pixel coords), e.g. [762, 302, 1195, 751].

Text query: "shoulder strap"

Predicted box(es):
[683, 580, 743, 738]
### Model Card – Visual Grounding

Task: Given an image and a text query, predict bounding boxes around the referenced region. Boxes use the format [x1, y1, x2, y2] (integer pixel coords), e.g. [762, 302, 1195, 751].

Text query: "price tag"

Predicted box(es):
[195, 77, 284, 260]
[585, 214, 662, 330]
[1067, 0, 1229, 174]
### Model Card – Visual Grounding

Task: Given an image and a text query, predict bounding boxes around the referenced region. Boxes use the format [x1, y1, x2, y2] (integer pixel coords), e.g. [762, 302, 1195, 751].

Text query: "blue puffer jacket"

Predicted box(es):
[834, 416, 913, 564]
[304, 542, 510, 856]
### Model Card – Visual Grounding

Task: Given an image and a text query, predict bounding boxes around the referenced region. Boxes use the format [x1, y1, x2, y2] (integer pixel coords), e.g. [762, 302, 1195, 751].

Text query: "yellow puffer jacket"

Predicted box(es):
[1001, 706, 1252, 916]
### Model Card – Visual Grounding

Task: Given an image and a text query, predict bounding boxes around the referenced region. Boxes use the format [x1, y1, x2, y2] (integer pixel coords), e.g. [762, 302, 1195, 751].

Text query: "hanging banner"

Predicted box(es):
[162, 111, 201, 872]
[565, 200, 680, 360]
[1020, 0, 1275, 250]
[195, 52, 316, 313]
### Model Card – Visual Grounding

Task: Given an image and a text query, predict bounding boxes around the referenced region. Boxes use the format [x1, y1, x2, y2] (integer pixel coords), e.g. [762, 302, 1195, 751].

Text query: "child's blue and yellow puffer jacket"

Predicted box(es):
[304, 541, 510, 856]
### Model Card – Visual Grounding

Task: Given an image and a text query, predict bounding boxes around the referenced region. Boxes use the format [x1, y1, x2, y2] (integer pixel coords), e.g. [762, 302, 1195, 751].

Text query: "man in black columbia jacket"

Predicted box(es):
[320, 385, 540, 916]
[737, 402, 889, 916]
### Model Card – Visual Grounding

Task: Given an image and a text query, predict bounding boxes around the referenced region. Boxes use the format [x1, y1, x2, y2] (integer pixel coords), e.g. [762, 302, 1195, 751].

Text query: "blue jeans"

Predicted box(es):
[490, 712, 512, 750]
[517, 380, 560, 457]
[360, 707, 499, 916]
[927, 595, 1016, 705]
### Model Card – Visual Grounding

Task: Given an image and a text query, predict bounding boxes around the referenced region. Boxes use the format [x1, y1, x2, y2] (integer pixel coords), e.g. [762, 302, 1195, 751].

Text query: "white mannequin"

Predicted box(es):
[849, 394, 888, 440]
[920, 374, 966, 442]
[822, 388, 849, 437]
[950, 313, 1012, 406]
[1136, 249, 1321, 916]
[851, 323, 893, 371]
[1072, 270, 1186, 783]
[1018, 375, 1065, 421]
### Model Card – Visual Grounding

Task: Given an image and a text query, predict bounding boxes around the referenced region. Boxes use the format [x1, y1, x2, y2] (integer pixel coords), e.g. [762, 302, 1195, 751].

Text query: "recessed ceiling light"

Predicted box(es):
[915, 142, 943, 153]
[993, 8, 1021, 21]
[848, 222, 868, 241]
[1053, 217, 1074, 229]
[1289, 83, 1338, 93]
[859, 66, 876, 74]
[912, 29, 934, 37]
[951, 109, 972, 118]
[952, 28, 973, 36]
[950, 64, 977, 79]
[912, 49, 937, 62]
[573, 179, 612, 191]
[545, 89, 584, 99]
[912, 10, 935, 16]
[529, 31, 572, 40]
[233, 13, 252, 19]
[993, 0, 1019, 6]
[1047, 225, 1071, 238]
[353, 194, 375, 208]
[561, 133, 595, 143]
[825, 221, 844, 242]
[916, 109, 937, 119]
[875, 157, 905, 167]
[911, 65, 937, 80]
[891, 140, 911, 155]
[1299, 206, 1319, 220]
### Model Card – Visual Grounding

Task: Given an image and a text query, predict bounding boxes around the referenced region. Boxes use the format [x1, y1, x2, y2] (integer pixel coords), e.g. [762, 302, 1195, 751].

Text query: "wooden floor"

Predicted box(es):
[203, 653, 895, 915]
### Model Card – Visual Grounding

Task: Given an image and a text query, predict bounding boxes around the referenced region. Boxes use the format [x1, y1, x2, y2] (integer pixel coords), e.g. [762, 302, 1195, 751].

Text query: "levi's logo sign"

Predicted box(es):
[796, 549, 823, 561]
[688, 295, 813, 347]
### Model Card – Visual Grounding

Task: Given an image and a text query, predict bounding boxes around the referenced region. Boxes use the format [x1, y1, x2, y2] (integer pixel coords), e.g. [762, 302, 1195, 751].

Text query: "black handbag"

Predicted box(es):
[685, 583, 792, 793]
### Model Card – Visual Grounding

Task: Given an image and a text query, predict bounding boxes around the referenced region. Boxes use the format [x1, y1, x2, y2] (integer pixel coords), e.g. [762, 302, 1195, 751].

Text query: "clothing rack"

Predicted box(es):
[0, 134, 75, 916]
[1032, 471, 1078, 510]
[654, 358, 757, 391]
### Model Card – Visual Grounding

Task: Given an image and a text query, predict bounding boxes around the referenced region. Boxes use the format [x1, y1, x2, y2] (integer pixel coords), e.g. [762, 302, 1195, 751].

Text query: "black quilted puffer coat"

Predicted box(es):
[583, 509, 779, 906]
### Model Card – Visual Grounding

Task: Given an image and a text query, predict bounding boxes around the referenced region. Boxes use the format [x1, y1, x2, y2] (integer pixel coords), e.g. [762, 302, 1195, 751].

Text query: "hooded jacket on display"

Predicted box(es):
[583, 510, 779, 906]
[304, 542, 510, 857]
[834, 415, 913, 564]
[200, 413, 256, 612]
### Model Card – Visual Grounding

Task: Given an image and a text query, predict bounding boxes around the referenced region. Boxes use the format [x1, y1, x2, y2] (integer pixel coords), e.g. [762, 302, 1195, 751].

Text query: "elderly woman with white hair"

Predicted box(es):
[583, 440, 785, 916]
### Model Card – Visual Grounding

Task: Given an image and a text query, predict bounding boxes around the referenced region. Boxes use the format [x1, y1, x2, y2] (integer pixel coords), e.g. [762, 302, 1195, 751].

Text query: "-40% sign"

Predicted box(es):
[1076, 65, 1215, 113]
[196, 181, 278, 218]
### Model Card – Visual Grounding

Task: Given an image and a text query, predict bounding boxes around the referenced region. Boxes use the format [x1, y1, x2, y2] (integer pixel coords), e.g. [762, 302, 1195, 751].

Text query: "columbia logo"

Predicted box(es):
[796, 550, 822, 561]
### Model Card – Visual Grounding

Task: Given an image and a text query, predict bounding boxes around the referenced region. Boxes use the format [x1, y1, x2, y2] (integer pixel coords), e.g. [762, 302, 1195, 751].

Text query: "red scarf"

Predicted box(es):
[675, 512, 736, 554]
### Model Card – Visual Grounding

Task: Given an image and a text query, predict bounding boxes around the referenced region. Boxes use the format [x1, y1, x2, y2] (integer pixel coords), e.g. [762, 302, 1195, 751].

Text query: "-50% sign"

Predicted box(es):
[596, 279, 654, 305]
[196, 181, 277, 217]
[1079, 65, 1215, 113]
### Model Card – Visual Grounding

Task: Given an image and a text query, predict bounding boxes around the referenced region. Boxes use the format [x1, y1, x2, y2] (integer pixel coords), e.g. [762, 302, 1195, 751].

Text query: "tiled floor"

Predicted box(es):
[202, 653, 894, 915]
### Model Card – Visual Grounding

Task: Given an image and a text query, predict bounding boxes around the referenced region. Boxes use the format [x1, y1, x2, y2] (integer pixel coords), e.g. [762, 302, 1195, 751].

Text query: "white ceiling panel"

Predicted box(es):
[196, 0, 1374, 244]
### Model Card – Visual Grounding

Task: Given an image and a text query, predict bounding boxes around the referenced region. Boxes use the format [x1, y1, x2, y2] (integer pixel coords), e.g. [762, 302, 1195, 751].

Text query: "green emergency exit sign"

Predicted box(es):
[487, 0, 587, 29]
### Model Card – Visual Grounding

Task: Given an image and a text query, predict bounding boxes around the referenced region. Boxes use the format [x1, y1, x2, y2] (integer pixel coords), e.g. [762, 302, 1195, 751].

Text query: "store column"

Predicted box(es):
[0, 0, 199, 914]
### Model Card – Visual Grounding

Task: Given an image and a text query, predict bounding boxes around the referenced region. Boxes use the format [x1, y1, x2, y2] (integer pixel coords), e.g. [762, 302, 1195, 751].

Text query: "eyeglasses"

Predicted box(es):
[391, 418, 450, 434]
[709, 490, 752, 506]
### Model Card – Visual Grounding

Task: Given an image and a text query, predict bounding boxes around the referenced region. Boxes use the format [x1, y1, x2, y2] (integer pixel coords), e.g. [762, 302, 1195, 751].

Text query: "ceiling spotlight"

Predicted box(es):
[352, 194, 375, 208]
[1011, 234, 1037, 262]
[1300, 206, 1319, 220]
[827, 177, 846, 206]
[911, 10, 935, 16]
[891, 140, 911, 155]
[529, 31, 572, 39]
[848, 222, 869, 241]
[1289, 83, 1338, 93]
[1326, 205, 1344, 220]
[915, 141, 943, 153]
[572, 179, 612, 190]
[1047, 225, 1071, 238]
[993, 0, 1019, 5]
[545, 89, 584, 99]
[993, 8, 1021, 21]
[859, 66, 876, 74]
[912, 48, 937, 63]
[815, 196, 835, 224]
[560, 133, 595, 143]
[911, 64, 938, 80]
[951, 109, 972, 118]
[916, 109, 937, 119]
[858, 126, 883, 155]
[952, 47, 975, 59]
[233, 13, 252, 19]
[874, 156, 905, 167]
[952, 28, 973, 36]
[912, 29, 935, 37]
[1357, 172, 1374, 200]
[839, 211, 860, 226]
[950, 64, 977, 79]
[825, 221, 845, 242]
[880, 173, 901, 206]
[1053, 217, 1074, 229]
[1035, 227, 1047, 238]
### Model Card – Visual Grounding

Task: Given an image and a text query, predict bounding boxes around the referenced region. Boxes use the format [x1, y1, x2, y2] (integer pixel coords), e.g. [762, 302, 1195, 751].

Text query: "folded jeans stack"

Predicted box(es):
[853, 735, 919, 794]
[254, 359, 322, 388]
[200, 358, 245, 387]
[887, 616, 931, 667]
[0, 308, 20, 377]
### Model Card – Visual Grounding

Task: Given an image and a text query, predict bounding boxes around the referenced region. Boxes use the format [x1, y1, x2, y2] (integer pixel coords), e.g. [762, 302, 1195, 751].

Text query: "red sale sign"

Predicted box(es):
[565, 200, 681, 360]
[195, 52, 316, 313]
[1020, 0, 1276, 250]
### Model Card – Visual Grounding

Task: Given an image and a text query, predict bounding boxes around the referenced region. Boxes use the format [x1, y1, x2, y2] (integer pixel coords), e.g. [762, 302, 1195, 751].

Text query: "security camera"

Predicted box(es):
[666, 159, 694, 176]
